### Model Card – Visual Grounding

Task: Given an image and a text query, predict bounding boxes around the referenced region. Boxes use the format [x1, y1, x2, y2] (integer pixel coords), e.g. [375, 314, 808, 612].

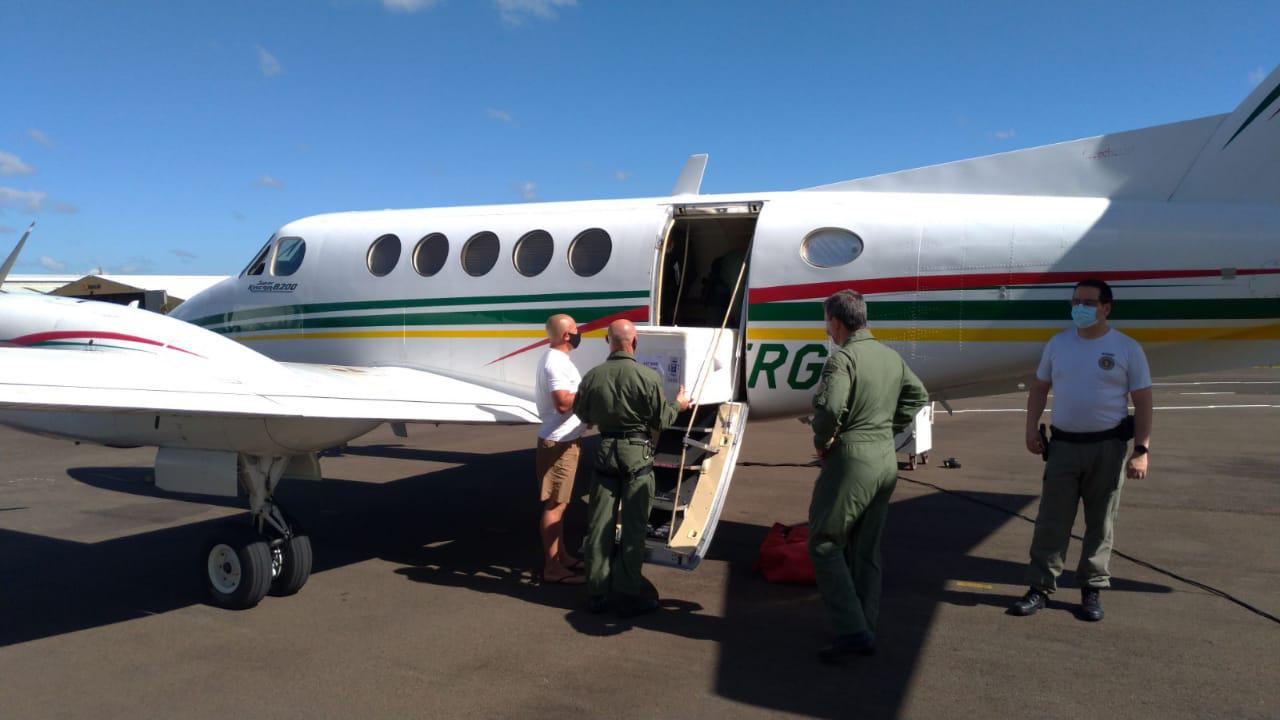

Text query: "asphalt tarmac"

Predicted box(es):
[1, 369, 1277, 719]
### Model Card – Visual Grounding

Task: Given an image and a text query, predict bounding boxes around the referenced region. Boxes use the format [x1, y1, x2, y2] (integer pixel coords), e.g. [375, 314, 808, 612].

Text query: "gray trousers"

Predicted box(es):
[1026, 438, 1127, 593]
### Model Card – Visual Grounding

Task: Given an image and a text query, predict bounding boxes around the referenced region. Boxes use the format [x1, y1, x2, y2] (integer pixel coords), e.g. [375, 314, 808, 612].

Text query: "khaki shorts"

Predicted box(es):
[536, 437, 581, 504]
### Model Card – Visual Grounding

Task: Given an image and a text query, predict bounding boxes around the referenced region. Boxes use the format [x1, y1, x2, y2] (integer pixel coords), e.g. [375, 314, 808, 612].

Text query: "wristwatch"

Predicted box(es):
[1132, 444, 1149, 456]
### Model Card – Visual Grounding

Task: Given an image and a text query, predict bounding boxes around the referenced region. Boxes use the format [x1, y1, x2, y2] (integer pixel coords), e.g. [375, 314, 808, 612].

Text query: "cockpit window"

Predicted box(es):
[242, 239, 272, 277]
[272, 237, 306, 277]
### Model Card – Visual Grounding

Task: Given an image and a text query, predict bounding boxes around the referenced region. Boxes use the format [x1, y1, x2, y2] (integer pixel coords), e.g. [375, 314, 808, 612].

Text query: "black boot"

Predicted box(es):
[1007, 588, 1047, 616]
[1078, 588, 1104, 622]
[818, 631, 876, 664]
[615, 594, 659, 618]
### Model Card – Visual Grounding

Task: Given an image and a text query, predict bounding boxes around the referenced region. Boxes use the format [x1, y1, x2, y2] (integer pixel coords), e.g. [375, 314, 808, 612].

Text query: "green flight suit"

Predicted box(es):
[807, 329, 929, 637]
[573, 350, 681, 598]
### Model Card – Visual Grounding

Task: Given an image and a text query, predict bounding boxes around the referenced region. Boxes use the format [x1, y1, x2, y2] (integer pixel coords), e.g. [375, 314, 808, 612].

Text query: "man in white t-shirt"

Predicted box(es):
[1010, 279, 1153, 622]
[535, 314, 586, 585]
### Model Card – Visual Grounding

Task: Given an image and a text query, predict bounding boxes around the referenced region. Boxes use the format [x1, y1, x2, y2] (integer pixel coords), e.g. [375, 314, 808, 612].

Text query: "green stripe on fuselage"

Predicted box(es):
[749, 298, 1280, 323]
[190, 289, 649, 328]
[213, 304, 642, 335]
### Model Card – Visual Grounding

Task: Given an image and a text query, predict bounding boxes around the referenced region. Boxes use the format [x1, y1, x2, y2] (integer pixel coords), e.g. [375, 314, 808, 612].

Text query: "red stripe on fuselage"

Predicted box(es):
[748, 268, 1280, 304]
[8, 331, 203, 357]
[485, 306, 650, 366]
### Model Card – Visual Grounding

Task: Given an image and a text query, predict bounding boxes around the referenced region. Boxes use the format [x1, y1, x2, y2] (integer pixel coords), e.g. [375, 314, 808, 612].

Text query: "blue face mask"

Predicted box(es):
[1071, 304, 1099, 329]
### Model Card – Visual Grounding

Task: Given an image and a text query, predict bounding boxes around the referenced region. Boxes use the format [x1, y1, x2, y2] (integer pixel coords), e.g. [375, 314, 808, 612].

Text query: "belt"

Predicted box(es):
[600, 431, 650, 441]
[1050, 417, 1133, 444]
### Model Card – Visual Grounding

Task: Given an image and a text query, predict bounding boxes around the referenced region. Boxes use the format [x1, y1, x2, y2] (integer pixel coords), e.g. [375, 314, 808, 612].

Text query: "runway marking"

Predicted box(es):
[1179, 391, 1235, 395]
[948, 404, 1278, 414]
[1153, 404, 1277, 410]
[951, 581, 994, 590]
[1154, 381, 1280, 386]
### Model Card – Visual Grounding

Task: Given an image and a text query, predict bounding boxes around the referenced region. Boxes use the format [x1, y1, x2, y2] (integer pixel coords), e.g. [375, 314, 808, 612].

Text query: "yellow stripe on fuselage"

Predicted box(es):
[747, 324, 1280, 343]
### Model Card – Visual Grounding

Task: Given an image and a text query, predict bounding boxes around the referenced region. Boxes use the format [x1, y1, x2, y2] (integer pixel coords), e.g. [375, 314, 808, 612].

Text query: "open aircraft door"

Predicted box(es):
[638, 200, 759, 569]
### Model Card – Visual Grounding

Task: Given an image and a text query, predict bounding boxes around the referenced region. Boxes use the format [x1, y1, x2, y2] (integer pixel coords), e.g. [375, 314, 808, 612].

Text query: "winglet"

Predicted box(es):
[0, 222, 35, 288]
[671, 154, 708, 195]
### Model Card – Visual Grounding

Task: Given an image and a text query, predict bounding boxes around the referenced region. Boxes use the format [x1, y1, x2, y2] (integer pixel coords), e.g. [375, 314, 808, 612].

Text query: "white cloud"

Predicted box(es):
[993, 129, 1017, 140]
[486, 108, 514, 123]
[172, 248, 198, 261]
[496, 0, 577, 25]
[0, 187, 46, 212]
[518, 181, 537, 201]
[27, 129, 53, 148]
[254, 175, 283, 188]
[53, 202, 78, 215]
[614, 170, 631, 182]
[1248, 66, 1267, 86]
[0, 151, 35, 176]
[382, 0, 443, 12]
[38, 256, 66, 272]
[257, 46, 283, 77]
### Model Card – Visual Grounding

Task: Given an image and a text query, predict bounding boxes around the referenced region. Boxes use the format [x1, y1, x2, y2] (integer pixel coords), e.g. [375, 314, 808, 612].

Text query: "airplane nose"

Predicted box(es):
[171, 277, 233, 323]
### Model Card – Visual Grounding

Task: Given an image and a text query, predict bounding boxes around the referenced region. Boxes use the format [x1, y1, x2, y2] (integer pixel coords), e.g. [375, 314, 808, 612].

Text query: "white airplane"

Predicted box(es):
[1, 67, 1277, 610]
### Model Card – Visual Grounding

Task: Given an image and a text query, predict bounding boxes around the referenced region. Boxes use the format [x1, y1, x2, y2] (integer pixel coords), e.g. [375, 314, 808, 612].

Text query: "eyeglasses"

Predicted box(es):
[1070, 299, 1102, 307]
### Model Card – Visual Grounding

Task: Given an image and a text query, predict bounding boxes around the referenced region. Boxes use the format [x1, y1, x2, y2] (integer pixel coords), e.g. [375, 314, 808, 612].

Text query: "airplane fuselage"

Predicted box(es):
[171, 190, 1280, 419]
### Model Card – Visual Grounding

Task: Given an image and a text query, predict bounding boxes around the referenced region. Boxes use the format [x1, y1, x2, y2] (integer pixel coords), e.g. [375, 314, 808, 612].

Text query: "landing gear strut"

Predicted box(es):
[202, 454, 313, 609]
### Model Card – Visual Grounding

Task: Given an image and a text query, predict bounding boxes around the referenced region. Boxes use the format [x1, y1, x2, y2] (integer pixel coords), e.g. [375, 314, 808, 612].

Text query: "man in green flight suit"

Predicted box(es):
[574, 319, 690, 617]
[808, 289, 929, 662]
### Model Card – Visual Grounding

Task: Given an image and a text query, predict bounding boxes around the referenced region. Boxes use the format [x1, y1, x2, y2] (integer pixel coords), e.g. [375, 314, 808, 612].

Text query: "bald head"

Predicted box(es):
[607, 319, 636, 352]
[545, 314, 578, 352]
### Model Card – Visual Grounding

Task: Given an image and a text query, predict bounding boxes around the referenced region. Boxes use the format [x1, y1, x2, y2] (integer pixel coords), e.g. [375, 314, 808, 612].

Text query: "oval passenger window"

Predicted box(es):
[801, 228, 863, 268]
[272, 237, 306, 277]
[368, 234, 402, 277]
[461, 231, 500, 277]
[413, 233, 449, 277]
[568, 228, 612, 277]
[513, 230, 553, 277]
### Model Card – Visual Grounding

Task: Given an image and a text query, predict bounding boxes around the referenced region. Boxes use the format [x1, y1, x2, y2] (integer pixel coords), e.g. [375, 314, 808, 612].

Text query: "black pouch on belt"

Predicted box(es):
[1118, 415, 1135, 441]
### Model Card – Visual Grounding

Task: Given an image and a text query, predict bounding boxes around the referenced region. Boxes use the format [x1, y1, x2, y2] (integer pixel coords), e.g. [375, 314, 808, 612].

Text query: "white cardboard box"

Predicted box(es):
[634, 326, 738, 406]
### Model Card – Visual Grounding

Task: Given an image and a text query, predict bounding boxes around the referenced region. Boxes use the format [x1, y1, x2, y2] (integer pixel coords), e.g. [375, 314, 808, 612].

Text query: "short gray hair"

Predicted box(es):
[823, 289, 867, 331]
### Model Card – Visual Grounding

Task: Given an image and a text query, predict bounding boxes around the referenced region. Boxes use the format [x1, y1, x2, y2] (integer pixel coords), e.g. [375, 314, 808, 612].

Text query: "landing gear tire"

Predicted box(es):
[204, 526, 272, 610]
[269, 534, 313, 597]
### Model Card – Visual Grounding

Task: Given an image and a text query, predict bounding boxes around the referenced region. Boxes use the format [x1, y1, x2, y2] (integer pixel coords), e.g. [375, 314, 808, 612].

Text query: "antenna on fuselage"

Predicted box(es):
[672, 154, 708, 195]
[0, 221, 35, 289]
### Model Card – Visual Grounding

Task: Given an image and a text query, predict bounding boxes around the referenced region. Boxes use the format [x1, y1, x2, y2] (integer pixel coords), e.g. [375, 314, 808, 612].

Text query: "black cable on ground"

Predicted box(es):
[737, 459, 1280, 626]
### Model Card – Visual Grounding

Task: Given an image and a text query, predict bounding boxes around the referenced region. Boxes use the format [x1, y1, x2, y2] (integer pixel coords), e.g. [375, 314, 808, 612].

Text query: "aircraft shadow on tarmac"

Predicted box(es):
[1, 444, 1172, 719]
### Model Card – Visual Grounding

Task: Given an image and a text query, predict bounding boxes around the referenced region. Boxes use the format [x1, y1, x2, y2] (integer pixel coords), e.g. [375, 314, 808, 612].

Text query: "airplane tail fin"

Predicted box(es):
[1167, 65, 1280, 204]
[808, 65, 1280, 205]
[0, 222, 35, 288]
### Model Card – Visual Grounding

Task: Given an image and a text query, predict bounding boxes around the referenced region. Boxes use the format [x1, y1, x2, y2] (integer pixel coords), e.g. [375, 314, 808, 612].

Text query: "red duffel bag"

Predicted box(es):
[754, 522, 817, 584]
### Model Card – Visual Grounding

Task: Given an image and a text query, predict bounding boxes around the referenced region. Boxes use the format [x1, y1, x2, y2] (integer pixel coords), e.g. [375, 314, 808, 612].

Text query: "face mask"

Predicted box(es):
[567, 332, 582, 349]
[1071, 304, 1098, 329]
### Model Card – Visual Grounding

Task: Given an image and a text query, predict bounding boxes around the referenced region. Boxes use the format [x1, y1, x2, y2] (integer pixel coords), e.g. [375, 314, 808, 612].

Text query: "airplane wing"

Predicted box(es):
[0, 347, 539, 425]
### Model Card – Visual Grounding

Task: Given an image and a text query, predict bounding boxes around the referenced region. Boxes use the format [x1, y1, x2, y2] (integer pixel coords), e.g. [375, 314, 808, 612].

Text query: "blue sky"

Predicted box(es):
[1, 0, 1276, 275]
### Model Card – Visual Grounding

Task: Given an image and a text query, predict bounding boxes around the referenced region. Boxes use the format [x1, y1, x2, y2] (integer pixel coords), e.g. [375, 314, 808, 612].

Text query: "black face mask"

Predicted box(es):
[568, 332, 582, 349]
